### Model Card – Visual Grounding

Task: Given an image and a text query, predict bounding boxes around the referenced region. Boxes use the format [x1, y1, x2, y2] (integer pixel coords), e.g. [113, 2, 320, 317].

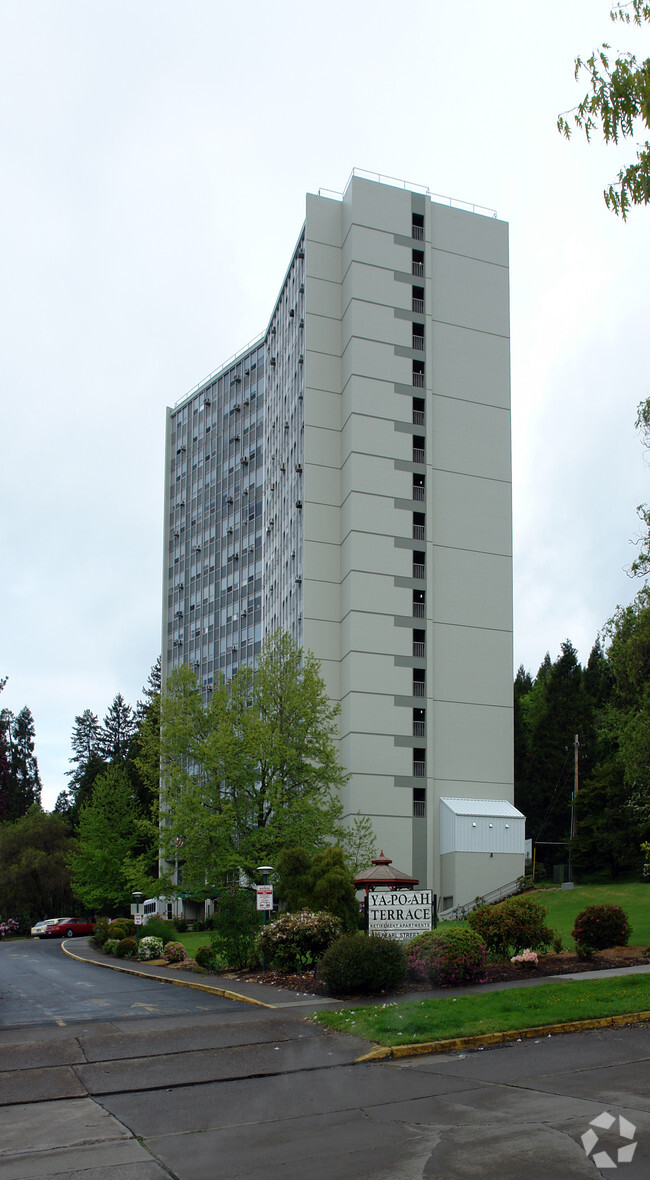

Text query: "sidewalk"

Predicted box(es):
[63, 937, 650, 1015]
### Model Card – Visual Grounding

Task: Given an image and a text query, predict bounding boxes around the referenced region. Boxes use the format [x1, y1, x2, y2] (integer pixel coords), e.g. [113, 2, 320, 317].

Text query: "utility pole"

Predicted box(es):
[571, 733, 580, 841]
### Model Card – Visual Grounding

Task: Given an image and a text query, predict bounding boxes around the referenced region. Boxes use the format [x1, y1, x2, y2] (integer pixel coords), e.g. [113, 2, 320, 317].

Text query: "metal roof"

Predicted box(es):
[440, 797, 524, 819]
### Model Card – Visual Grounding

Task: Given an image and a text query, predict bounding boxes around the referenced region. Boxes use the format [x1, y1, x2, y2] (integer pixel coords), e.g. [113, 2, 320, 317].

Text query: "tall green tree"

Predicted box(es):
[68, 765, 154, 911]
[558, 1, 650, 217]
[0, 702, 42, 821]
[56, 710, 106, 824]
[160, 633, 348, 891]
[0, 807, 75, 921]
[99, 693, 137, 763]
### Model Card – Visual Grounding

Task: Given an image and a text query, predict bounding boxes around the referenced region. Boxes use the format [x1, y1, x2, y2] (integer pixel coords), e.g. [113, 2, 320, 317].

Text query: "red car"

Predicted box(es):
[41, 917, 96, 939]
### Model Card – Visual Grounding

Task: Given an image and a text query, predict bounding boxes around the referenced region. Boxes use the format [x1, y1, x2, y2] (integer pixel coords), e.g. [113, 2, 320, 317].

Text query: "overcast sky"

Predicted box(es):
[1, 1, 648, 810]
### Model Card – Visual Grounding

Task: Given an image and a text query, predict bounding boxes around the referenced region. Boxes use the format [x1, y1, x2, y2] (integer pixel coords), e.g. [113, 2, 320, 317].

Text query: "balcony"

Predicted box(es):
[412, 335, 424, 350]
[413, 524, 425, 540]
[413, 760, 426, 777]
[412, 371, 424, 388]
[413, 720, 425, 737]
[412, 297, 424, 314]
[412, 225, 424, 240]
[412, 261, 424, 277]
[412, 409, 424, 425]
[413, 681, 425, 697]
[413, 563, 425, 579]
[413, 641, 425, 658]
[413, 484, 425, 501]
[413, 447, 425, 463]
[413, 600, 425, 617]
[413, 798, 426, 818]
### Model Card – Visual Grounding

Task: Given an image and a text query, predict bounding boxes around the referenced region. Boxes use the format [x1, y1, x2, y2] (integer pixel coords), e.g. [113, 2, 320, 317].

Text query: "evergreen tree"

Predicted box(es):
[0, 703, 42, 821]
[99, 693, 136, 763]
[68, 764, 149, 911]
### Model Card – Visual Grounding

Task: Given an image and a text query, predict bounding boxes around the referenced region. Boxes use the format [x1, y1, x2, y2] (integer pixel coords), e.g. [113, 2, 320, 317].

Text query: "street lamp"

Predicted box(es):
[132, 891, 143, 945]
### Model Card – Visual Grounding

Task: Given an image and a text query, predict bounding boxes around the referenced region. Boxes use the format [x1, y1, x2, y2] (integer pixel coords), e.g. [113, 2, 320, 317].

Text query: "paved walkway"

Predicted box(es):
[64, 937, 650, 1017]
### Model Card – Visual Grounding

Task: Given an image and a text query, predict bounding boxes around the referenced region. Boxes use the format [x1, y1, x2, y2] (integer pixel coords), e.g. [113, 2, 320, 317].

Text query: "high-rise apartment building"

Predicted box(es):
[162, 171, 520, 911]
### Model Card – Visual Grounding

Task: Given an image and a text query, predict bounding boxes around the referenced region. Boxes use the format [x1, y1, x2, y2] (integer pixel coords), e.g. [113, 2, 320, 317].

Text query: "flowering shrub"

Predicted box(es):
[468, 896, 554, 957]
[163, 940, 188, 964]
[103, 939, 119, 955]
[0, 918, 19, 938]
[320, 933, 407, 995]
[137, 935, 164, 961]
[511, 948, 539, 966]
[255, 911, 341, 972]
[91, 917, 111, 947]
[571, 905, 630, 951]
[407, 927, 486, 987]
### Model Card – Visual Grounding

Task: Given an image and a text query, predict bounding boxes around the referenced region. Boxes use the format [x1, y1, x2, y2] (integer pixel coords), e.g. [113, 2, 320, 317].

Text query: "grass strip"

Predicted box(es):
[314, 973, 650, 1046]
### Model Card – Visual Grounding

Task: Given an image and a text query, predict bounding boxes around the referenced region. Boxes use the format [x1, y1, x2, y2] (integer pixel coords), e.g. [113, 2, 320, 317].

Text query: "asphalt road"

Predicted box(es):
[0, 941, 649, 1178]
[0, 939, 248, 1027]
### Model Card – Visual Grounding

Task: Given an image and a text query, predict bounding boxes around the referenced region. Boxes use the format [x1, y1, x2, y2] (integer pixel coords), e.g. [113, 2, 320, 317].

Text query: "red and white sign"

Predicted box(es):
[134, 914, 144, 926]
[256, 885, 273, 911]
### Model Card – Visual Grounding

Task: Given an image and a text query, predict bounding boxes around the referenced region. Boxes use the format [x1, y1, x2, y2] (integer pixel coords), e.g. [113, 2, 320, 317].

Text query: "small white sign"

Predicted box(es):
[368, 890, 432, 942]
[256, 885, 273, 911]
[134, 914, 144, 926]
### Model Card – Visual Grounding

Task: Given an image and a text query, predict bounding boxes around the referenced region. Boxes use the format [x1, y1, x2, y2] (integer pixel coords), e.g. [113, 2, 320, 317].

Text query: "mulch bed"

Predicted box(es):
[233, 946, 650, 999]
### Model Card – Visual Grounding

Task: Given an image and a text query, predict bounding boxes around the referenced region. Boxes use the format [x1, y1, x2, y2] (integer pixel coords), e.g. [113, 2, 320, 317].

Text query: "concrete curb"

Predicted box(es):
[355, 1008, 650, 1061]
[61, 942, 276, 1008]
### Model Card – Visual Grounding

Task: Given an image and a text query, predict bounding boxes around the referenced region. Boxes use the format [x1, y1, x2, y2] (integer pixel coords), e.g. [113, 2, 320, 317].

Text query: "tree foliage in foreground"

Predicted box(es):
[558, 1, 650, 217]
[159, 633, 348, 891]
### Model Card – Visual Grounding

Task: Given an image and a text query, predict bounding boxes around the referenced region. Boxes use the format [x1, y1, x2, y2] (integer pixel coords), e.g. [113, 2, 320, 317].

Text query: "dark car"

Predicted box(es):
[41, 917, 96, 939]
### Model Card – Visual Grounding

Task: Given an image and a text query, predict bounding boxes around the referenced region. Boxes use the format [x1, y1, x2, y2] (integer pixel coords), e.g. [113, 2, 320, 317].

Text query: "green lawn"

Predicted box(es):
[528, 883, 650, 946]
[176, 931, 212, 959]
[314, 973, 650, 1047]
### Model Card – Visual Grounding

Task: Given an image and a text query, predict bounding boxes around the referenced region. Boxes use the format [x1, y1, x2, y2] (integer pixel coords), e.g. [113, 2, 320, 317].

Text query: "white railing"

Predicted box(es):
[318, 168, 498, 219]
[438, 878, 521, 922]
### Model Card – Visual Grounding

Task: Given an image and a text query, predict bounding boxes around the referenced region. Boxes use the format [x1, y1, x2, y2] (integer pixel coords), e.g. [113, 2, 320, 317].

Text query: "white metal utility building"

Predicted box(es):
[162, 170, 520, 913]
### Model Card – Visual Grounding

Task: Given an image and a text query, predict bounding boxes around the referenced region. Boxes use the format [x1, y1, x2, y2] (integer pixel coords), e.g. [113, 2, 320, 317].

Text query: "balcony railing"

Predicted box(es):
[413, 720, 425, 737]
[412, 335, 424, 350]
[412, 261, 424, 277]
[413, 447, 425, 463]
[413, 563, 425, 579]
[413, 601, 425, 617]
[412, 372, 424, 388]
[412, 225, 424, 240]
[413, 485, 425, 500]
[412, 409, 424, 425]
[413, 799, 426, 817]
[413, 641, 425, 658]
[413, 681, 426, 697]
[413, 760, 426, 777]
[412, 298, 424, 314]
[413, 524, 425, 540]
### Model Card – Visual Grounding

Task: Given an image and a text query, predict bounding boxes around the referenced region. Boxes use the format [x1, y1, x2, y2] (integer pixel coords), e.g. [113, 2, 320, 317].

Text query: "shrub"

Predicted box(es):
[194, 945, 215, 970]
[108, 918, 135, 940]
[467, 896, 554, 958]
[137, 935, 164, 961]
[142, 917, 177, 945]
[407, 927, 486, 987]
[174, 916, 188, 933]
[255, 910, 342, 972]
[103, 939, 119, 955]
[115, 936, 137, 959]
[210, 888, 263, 969]
[91, 917, 110, 947]
[163, 940, 187, 964]
[571, 905, 631, 951]
[319, 933, 407, 996]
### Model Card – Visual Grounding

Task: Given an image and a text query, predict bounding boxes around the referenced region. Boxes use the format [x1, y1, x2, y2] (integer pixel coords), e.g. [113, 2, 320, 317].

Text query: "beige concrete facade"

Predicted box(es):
[163, 173, 515, 911]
